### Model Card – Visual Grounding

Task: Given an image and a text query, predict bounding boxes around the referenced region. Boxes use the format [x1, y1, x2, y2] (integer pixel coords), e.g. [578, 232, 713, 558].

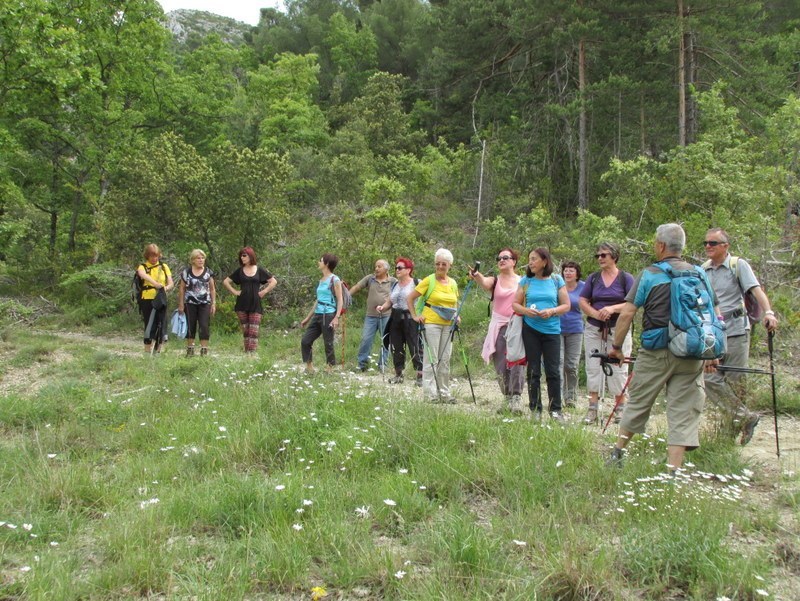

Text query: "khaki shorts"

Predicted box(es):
[620, 348, 705, 450]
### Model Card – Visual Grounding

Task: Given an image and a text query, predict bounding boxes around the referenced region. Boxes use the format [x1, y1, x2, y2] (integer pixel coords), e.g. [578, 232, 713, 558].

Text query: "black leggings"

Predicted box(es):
[139, 298, 167, 346]
[301, 313, 336, 365]
[521, 322, 562, 413]
[389, 310, 423, 374]
[185, 303, 211, 340]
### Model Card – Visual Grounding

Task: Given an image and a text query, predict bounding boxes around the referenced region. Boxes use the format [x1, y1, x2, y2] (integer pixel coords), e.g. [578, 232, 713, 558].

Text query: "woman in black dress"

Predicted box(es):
[223, 247, 277, 353]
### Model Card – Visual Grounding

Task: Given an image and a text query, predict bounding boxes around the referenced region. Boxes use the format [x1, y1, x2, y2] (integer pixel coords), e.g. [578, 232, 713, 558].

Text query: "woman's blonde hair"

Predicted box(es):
[144, 243, 161, 261]
[189, 249, 206, 262]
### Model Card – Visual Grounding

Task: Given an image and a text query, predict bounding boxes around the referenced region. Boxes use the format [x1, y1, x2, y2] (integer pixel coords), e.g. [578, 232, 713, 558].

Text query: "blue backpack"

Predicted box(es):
[650, 261, 726, 359]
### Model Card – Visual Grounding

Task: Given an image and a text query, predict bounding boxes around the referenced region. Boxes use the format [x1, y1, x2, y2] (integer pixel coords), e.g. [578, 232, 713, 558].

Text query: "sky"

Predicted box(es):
[157, 1, 283, 26]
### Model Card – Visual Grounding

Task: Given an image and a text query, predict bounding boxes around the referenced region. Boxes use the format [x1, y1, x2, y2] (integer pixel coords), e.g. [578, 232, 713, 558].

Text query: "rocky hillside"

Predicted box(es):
[164, 9, 252, 46]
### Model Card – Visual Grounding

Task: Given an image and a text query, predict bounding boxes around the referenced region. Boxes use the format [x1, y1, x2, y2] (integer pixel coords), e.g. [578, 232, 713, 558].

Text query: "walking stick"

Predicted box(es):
[340, 313, 347, 368]
[591, 351, 636, 434]
[454, 324, 477, 403]
[419, 323, 442, 398]
[769, 330, 780, 457]
[448, 261, 480, 403]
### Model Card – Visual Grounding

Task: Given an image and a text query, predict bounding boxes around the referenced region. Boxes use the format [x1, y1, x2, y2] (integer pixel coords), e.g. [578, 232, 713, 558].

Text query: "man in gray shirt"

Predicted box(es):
[702, 228, 778, 445]
[350, 259, 397, 372]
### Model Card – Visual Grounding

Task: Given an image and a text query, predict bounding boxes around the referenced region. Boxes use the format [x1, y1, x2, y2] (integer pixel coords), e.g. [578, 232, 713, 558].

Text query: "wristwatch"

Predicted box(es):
[611, 343, 623, 351]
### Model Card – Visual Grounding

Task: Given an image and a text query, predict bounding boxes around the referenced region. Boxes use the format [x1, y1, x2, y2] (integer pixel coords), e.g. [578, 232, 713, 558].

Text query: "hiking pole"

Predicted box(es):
[448, 261, 480, 403]
[591, 351, 637, 433]
[419, 323, 442, 398]
[340, 312, 347, 368]
[378, 308, 387, 382]
[453, 324, 477, 403]
[769, 330, 780, 457]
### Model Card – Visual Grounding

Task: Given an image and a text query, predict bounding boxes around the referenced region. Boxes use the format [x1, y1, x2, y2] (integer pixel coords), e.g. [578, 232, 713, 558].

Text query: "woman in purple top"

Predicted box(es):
[559, 261, 585, 408]
[578, 242, 634, 424]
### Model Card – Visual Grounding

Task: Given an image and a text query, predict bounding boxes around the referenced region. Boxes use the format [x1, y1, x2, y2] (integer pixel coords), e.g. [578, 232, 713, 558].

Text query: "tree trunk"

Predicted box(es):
[685, 30, 698, 143]
[578, 36, 588, 209]
[677, 0, 687, 147]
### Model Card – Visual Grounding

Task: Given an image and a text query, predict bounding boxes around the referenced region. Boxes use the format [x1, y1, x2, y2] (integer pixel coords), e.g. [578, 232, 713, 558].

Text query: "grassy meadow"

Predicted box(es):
[1, 304, 799, 600]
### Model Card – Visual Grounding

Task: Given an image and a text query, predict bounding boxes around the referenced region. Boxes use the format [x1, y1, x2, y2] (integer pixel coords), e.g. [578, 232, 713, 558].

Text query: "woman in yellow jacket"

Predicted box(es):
[136, 243, 174, 353]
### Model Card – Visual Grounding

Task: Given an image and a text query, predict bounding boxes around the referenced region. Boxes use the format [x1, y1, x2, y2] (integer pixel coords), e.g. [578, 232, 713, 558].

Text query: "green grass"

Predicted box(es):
[0, 313, 797, 600]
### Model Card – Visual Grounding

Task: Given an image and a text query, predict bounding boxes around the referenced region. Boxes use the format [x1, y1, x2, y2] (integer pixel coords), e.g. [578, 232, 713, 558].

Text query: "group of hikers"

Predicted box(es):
[135, 222, 779, 473]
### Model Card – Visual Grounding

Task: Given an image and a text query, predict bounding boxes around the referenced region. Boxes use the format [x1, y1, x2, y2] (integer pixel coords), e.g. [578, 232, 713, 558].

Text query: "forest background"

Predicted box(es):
[1, 0, 798, 324]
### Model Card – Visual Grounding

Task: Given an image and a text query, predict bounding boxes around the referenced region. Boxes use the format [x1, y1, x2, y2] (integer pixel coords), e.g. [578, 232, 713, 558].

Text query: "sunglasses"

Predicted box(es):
[595, 253, 611, 259]
[240, 254, 249, 258]
[496, 255, 513, 261]
[395, 265, 407, 270]
[703, 240, 725, 247]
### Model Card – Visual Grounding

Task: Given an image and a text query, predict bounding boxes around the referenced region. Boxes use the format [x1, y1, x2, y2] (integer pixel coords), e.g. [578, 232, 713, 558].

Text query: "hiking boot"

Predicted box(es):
[550, 411, 565, 423]
[739, 413, 760, 446]
[605, 447, 625, 468]
[564, 398, 577, 409]
[186, 346, 195, 357]
[388, 375, 404, 384]
[509, 394, 524, 415]
[583, 405, 598, 425]
[358, 364, 368, 373]
[613, 404, 625, 424]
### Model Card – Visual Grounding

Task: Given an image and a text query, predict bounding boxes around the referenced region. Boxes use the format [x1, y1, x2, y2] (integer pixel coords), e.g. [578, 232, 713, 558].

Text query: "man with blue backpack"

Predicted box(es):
[606, 223, 724, 476]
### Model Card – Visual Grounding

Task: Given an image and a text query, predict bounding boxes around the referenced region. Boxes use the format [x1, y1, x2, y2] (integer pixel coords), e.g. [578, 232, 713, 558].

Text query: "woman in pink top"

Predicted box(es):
[469, 248, 525, 414]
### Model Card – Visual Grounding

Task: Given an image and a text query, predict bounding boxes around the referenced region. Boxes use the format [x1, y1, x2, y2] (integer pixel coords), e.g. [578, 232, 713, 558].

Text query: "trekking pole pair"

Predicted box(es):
[449, 262, 481, 404]
[714, 330, 780, 457]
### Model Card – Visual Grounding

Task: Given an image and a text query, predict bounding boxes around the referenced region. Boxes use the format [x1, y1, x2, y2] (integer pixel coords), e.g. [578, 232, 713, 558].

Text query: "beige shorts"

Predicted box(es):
[620, 348, 705, 450]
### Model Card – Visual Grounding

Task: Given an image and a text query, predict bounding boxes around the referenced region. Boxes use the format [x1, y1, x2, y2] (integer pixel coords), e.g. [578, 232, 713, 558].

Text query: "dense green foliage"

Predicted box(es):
[1, 0, 798, 299]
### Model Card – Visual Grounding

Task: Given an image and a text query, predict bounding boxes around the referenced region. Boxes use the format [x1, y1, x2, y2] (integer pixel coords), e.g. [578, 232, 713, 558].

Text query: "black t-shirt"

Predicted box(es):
[229, 266, 274, 314]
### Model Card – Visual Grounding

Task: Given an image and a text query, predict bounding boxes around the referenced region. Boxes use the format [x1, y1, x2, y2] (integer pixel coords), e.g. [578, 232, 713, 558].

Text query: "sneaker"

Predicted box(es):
[509, 394, 523, 415]
[739, 413, 760, 446]
[550, 411, 565, 423]
[532, 409, 543, 423]
[605, 447, 625, 468]
[186, 346, 195, 357]
[583, 406, 598, 425]
[388, 375, 404, 384]
[200, 347, 208, 357]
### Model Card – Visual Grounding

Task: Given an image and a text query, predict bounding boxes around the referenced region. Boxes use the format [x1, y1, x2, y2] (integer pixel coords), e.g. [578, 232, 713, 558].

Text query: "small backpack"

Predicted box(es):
[132, 263, 164, 306]
[328, 276, 353, 313]
[649, 261, 726, 359]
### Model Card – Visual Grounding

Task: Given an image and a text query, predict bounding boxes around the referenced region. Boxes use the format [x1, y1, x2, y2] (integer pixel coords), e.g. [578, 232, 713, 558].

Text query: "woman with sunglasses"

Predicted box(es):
[376, 257, 423, 385]
[223, 247, 277, 353]
[512, 247, 570, 421]
[469, 248, 525, 413]
[578, 242, 634, 424]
